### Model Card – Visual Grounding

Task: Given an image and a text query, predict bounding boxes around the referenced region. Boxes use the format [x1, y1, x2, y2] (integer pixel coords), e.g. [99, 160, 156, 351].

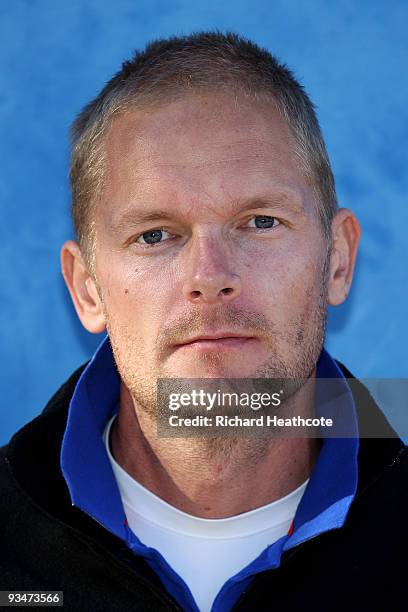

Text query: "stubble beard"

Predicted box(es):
[102, 250, 330, 457]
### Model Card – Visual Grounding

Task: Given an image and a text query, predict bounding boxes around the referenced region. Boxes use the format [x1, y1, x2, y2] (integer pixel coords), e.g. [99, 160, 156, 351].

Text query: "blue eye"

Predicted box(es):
[247, 215, 280, 229]
[134, 215, 280, 248]
[136, 229, 171, 245]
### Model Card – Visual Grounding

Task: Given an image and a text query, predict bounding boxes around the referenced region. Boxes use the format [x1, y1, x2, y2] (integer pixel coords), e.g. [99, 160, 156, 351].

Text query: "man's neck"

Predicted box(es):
[110, 378, 321, 519]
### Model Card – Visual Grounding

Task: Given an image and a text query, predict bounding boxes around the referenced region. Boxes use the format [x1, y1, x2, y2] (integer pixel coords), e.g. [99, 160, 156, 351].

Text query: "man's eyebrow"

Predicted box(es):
[110, 209, 179, 234]
[110, 192, 304, 233]
[234, 193, 304, 217]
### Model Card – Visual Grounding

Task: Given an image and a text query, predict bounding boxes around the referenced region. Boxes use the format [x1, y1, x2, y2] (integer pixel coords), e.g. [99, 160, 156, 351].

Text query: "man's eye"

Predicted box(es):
[136, 229, 172, 245]
[134, 216, 279, 247]
[245, 215, 280, 229]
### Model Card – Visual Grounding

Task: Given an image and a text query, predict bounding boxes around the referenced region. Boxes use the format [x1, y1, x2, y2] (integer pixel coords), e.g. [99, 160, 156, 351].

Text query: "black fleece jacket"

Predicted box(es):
[1, 361, 408, 611]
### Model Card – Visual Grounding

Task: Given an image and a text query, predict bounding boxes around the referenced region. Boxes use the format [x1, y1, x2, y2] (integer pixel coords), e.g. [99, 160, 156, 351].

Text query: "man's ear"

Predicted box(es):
[60, 240, 106, 333]
[327, 208, 361, 306]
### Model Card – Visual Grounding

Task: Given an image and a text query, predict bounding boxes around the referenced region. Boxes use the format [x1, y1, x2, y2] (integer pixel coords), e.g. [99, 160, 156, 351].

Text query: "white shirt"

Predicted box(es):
[103, 415, 308, 612]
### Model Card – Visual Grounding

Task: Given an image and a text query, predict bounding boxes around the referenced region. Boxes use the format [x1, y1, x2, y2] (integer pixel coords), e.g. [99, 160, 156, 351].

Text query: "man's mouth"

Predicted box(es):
[174, 334, 256, 351]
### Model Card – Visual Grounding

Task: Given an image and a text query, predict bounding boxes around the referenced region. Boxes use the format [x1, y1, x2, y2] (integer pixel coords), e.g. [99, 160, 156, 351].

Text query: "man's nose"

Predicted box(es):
[182, 235, 242, 305]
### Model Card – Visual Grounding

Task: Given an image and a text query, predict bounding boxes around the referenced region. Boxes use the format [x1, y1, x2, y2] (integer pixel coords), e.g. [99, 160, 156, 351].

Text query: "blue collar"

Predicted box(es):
[61, 335, 359, 612]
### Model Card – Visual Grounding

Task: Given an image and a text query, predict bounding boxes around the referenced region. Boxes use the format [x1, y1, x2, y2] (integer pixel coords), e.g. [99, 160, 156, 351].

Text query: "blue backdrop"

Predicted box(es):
[1, 1, 407, 444]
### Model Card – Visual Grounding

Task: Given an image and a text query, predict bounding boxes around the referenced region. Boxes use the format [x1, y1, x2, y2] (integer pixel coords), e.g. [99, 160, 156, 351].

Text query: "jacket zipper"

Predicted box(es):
[71, 506, 185, 612]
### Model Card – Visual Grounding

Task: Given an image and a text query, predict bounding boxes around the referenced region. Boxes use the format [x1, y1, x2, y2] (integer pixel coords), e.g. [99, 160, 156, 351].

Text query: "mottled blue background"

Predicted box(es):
[1, 1, 407, 444]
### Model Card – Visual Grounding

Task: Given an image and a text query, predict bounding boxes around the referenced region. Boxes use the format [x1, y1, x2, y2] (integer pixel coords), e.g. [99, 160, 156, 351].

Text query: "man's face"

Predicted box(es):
[93, 93, 330, 412]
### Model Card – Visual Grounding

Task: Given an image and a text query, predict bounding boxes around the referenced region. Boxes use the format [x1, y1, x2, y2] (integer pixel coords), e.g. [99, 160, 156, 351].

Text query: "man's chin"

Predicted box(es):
[164, 350, 266, 380]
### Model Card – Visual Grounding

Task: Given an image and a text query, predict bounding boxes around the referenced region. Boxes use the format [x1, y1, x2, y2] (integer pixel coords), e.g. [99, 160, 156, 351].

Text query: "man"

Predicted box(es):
[1, 32, 407, 611]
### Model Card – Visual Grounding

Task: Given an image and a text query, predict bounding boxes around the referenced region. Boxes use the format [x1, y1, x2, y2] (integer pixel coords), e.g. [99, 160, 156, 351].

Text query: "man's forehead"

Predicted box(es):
[99, 93, 313, 226]
[103, 93, 297, 166]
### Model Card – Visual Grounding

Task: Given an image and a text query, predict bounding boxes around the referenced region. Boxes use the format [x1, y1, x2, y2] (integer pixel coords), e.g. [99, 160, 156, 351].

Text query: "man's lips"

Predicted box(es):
[173, 335, 256, 350]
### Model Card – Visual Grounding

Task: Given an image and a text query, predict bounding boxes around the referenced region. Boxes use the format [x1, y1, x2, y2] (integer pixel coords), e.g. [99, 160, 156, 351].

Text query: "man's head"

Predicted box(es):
[61, 32, 360, 415]
[69, 32, 339, 273]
